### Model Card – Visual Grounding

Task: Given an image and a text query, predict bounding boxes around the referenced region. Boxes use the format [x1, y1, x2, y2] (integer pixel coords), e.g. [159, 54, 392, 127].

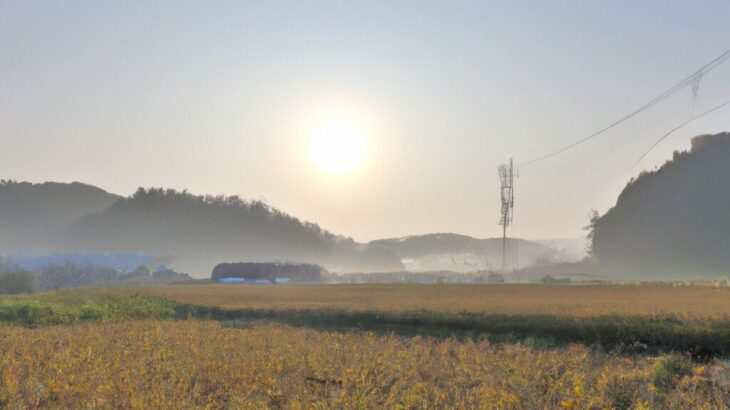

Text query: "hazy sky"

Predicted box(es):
[2, 1, 730, 241]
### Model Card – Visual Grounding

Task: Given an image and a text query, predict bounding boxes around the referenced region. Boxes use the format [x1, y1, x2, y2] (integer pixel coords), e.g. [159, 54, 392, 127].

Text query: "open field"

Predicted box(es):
[4, 284, 730, 408]
[2, 320, 730, 409]
[4, 283, 730, 357]
[29, 283, 730, 318]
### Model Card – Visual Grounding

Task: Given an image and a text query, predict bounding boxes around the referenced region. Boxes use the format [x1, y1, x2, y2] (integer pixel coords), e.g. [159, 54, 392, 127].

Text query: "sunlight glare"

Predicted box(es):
[309, 117, 366, 175]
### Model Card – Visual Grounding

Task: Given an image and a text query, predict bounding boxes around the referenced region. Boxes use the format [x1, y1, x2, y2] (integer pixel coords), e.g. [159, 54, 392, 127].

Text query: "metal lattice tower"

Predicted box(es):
[497, 158, 516, 270]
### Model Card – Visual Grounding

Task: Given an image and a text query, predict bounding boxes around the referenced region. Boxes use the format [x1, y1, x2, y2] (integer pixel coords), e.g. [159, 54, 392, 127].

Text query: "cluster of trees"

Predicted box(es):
[0, 260, 191, 295]
[8, 253, 155, 273]
[0, 271, 34, 294]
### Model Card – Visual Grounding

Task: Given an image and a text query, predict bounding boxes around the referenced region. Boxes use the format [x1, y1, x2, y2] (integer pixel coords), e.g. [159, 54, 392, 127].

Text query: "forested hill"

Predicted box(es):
[68, 188, 403, 274]
[0, 181, 120, 253]
[0, 183, 403, 275]
[591, 132, 730, 278]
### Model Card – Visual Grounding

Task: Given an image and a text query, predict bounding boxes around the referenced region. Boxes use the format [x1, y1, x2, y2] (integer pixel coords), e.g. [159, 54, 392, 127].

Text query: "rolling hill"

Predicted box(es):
[67, 188, 405, 274]
[591, 132, 730, 278]
[369, 233, 559, 272]
[1, 181, 570, 276]
[0, 181, 121, 253]
[0, 183, 404, 275]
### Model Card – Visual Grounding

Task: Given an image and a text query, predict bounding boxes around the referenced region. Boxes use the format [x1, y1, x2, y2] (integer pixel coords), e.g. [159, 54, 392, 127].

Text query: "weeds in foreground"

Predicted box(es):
[1, 320, 729, 409]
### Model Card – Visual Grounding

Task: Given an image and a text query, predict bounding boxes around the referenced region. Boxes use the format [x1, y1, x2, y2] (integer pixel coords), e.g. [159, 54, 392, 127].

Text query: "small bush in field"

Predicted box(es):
[652, 354, 694, 389]
[599, 371, 649, 410]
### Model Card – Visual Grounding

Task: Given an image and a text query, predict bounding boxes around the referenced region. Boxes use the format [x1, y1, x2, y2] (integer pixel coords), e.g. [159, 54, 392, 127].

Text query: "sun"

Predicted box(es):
[309, 117, 366, 174]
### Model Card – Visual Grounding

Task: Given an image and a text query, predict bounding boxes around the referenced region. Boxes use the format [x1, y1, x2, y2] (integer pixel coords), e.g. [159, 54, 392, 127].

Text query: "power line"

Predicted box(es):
[520, 47, 730, 167]
[633, 99, 730, 167]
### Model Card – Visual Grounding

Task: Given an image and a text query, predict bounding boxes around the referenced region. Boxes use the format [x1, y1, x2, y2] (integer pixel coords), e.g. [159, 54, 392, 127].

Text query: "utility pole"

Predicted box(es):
[498, 158, 516, 270]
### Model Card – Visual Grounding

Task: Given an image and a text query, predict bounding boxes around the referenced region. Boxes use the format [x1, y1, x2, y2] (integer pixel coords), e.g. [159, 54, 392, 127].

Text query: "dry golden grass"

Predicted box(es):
[45, 283, 730, 319]
[1, 320, 728, 409]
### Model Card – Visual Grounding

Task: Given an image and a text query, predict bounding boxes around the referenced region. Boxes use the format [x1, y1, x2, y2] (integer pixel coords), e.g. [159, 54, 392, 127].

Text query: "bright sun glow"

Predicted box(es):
[309, 117, 366, 174]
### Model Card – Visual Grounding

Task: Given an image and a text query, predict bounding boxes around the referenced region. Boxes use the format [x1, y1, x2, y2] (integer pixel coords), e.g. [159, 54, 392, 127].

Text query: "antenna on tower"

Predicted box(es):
[497, 158, 516, 270]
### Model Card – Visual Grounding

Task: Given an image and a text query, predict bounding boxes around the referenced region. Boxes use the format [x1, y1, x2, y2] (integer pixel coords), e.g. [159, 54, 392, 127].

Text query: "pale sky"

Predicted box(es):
[2, 1, 730, 241]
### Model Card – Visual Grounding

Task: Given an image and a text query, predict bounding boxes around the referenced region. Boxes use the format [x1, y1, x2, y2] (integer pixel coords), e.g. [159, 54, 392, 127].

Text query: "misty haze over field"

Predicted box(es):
[0, 181, 574, 276]
[1, 2, 730, 281]
[1, 133, 729, 279]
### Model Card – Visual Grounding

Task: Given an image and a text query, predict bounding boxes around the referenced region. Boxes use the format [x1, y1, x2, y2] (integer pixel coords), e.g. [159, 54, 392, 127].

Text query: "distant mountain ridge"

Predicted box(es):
[69, 188, 404, 274]
[591, 132, 730, 278]
[369, 233, 559, 271]
[0, 182, 405, 274]
[0, 180, 567, 276]
[0, 181, 120, 253]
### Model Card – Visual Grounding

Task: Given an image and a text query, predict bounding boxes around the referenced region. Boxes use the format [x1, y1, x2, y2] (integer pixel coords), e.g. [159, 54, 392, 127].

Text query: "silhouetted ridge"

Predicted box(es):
[70, 188, 404, 274]
[591, 132, 730, 277]
[370, 233, 558, 271]
[0, 181, 120, 252]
